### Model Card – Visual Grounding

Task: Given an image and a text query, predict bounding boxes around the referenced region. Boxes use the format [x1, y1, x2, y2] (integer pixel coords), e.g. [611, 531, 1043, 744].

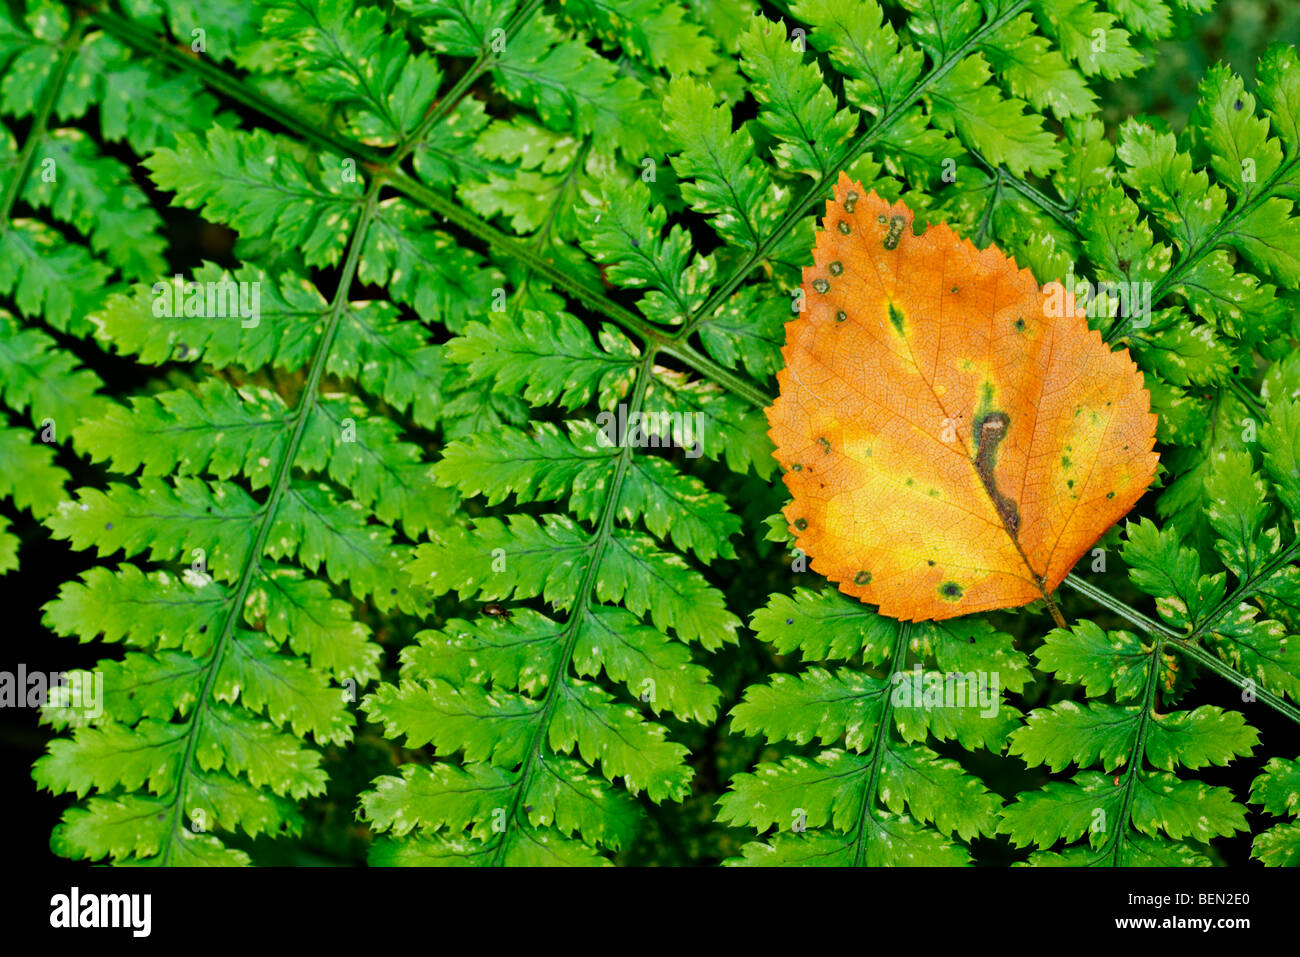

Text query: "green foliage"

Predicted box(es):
[4, 0, 1298, 867]
[718, 590, 1027, 864]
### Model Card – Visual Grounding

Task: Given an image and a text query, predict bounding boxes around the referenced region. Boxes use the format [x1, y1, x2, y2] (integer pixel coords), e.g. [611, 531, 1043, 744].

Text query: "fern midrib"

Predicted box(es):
[1065, 572, 1300, 725]
[973, 168, 1002, 247]
[969, 146, 1075, 227]
[488, 349, 657, 866]
[1191, 536, 1300, 643]
[1098, 148, 1300, 344]
[291, 0, 403, 138]
[86, 8, 386, 166]
[0, 21, 85, 227]
[676, 0, 1033, 340]
[850, 621, 909, 867]
[513, 137, 593, 304]
[157, 183, 383, 864]
[1105, 627, 1164, 867]
[387, 0, 546, 168]
[87, 4, 774, 409]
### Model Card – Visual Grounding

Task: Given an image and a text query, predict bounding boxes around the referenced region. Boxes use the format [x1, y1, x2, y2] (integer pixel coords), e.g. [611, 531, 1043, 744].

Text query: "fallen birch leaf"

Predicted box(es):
[767, 174, 1159, 622]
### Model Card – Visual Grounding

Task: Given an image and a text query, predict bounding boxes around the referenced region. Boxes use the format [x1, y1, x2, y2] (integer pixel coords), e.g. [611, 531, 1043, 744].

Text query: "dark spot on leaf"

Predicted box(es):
[817, 436, 831, 454]
[1234, 99, 1243, 111]
[1014, 318, 1025, 332]
[795, 518, 808, 530]
[838, 221, 851, 235]
[968, 636, 976, 644]
[1061, 456, 1072, 468]
[951, 286, 959, 295]
[105, 522, 113, 530]
[1067, 479, 1075, 488]
[829, 261, 843, 276]
[812, 278, 829, 293]
[877, 214, 888, 224]
[835, 310, 847, 322]
[888, 302, 905, 334]
[883, 214, 905, 249]
[1106, 491, 1115, 499]
[199, 625, 208, 634]
[939, 581, 963, 601]
[974, 411, 1019, 535]
[854, 571, 872, 585]
[785, 618, 794, 625]
[927, 559, 935, 566]
[791, 463, 802, 471]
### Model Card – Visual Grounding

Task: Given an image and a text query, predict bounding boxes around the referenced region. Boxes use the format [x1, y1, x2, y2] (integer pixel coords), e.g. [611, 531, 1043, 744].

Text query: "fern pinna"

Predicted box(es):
[2, 0, 1297, 867]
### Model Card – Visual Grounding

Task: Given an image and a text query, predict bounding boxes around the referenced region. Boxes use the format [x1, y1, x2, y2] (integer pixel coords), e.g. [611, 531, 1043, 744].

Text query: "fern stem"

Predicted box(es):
[0, 20, 85, 226]
[374, 166, 660, 333]
[1104, 152, 1300, 344]
[1225, 376, 1266, 419]
[676, 0, 1033, 341]
[158, 183, 384, 864]
[656, 342, 773, 410]
[1165, 634, 1300, 725]
[1106, 627, 1164, 866]
[86, 8, 386, 166]
[1065, 572, 1300, 725]
[1062, 573, 1177, 638]
[387, 0, 546, 167]
[87, 5, 783, 411]
[850, 621, 910, 867]
[374, 165, 776, 408]
[968, 148, 1075, 228]
[489, 350, 658, 865]
[512, 138, 593, 305]
[973, 168, 1002, 248]
[1191, 539, 1300, 643]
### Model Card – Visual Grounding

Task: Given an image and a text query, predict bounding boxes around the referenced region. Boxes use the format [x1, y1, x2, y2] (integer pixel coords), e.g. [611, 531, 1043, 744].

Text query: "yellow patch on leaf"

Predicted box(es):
[767, 174, 1159, 621]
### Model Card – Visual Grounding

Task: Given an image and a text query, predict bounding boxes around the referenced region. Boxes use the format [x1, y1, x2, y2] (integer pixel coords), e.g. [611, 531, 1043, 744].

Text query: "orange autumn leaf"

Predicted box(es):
[767, 174, 1159, 622]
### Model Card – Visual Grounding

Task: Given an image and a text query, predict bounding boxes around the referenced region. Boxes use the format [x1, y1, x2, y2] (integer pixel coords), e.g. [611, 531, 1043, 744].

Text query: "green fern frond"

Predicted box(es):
[718, 588, 1028, 864]
[6, 0, 1299, 871]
